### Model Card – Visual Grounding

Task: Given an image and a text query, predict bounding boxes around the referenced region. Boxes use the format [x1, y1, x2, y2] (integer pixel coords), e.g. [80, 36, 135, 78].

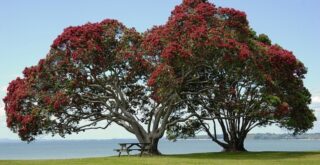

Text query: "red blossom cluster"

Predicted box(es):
[4, 61, 47, 128]
[275, 102, 290, 117]
[267, 45, 297, 66]
[142, 28, 165, 55]
[238, 44, 250, 59]
[183, 0, 206, 6]
[52, 92, 69, 110]
[254, 42, 303, 85]
[256, 42, 297, 67]
[22, 66, 38, 78]
[195, 2, 216, 17]
[147, 64, 166, 86]
[42, 96, 52, 105]
[21, 115, 33, 125]
[3, 60, 50, 140]
[217, 8, 247, 22]
[217, 7, 248, 33]
[143, 0, 255, 91]
[51, 19, 125, 62]
[3, 78, 28, 127]
[161, 42, 190, 59]
[190, 25, 207, 40]
[2, 77, 38, 140]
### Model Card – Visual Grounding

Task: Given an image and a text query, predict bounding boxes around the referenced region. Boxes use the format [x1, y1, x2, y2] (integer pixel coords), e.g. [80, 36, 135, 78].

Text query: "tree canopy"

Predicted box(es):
[3, 0, 316, 153]
[143, 0, 316, 151]
[3, 19, 193, 154]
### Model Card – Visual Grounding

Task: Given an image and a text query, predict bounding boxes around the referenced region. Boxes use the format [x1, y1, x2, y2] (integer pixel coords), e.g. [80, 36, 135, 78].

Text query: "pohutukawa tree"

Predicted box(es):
[3, 19, 192, 155]
[143, 0, 316, 152]
[3, 0, 316, 154]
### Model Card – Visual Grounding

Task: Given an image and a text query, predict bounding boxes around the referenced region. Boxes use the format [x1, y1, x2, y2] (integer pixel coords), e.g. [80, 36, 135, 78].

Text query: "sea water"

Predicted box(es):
[0, 139, 319, 160]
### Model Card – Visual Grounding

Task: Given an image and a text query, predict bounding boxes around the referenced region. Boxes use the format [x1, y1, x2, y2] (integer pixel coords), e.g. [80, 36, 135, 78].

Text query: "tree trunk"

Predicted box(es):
[147, 137, 161, 155]
[135, 133, 162, 155]
[221, 139, 247, 152]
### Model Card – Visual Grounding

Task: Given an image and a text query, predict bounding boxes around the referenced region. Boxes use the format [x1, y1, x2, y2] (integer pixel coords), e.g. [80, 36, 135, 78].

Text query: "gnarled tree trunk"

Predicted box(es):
[198, 116, 250, 152]
[134, 128, 162, 155]
[220, 138, 247, 152]
[147, 136, 161, 155]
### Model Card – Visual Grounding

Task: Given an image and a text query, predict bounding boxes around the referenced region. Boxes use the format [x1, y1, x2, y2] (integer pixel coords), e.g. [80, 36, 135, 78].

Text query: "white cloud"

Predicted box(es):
[1, 86, 7, 93]
[0, 102, 5, 129]
[312, 96, 320, 104]
[0, 85, 7, 117]
[0, 101, 4, 117]
[310, 93, 320, 110]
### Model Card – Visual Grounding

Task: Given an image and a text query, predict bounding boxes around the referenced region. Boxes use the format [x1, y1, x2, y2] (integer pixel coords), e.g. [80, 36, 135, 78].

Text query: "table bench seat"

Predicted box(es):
[114, 148, 141, 152]
[114, 143, 151, 157]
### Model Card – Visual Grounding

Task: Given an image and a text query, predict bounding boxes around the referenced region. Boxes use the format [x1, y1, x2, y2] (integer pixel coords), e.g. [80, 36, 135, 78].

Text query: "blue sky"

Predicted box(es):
[0, 0, 319, 140]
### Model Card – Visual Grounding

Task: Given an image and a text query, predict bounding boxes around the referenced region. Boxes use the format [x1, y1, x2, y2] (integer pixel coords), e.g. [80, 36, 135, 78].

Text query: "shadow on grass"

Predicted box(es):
[166, 151, 320, 160]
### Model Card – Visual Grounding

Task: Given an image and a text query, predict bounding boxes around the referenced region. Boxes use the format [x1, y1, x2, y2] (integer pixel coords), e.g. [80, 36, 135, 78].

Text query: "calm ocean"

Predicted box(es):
[0, 139, 319, 160]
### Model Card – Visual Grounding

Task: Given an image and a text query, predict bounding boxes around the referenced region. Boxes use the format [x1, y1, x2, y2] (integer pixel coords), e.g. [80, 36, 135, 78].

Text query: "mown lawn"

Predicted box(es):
[0, 152, 319, 165]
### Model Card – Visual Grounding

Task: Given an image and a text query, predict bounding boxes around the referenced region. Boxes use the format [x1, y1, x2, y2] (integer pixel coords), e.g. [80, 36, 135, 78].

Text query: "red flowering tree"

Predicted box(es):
[3, 0, 316, 154]
[143, 0, 316, 152]
[3, 19, 192, 155]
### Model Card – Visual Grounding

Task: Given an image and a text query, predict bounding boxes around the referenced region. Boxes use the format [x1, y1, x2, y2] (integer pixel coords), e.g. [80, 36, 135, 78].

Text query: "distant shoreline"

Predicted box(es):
[189, 133, 320, 140]
[1, 133, 320, 142]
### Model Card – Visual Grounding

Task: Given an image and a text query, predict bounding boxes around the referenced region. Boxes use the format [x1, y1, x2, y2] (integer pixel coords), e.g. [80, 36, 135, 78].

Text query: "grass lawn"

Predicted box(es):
[0, 152, 319, 165]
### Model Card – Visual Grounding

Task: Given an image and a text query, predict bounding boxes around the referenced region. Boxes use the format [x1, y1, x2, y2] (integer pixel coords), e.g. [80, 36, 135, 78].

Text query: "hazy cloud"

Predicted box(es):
[0, 101, 4, 118]
[312, 96, 320, 104]
[311, 94, 320, 110]
[0, 85, 7, 118]
[0, 100, 6, 126]
[1, 86, 7, 93]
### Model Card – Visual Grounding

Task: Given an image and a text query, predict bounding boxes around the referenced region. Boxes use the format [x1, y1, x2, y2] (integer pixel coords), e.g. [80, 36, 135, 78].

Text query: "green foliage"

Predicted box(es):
[257, 34, 272, 45]
[166, 119, 202, 141]
[264, 95, 281, 106]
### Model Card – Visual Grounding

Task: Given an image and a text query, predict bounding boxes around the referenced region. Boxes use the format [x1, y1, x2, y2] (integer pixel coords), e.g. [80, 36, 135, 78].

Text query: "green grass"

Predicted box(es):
[1, 152, 320, 165]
